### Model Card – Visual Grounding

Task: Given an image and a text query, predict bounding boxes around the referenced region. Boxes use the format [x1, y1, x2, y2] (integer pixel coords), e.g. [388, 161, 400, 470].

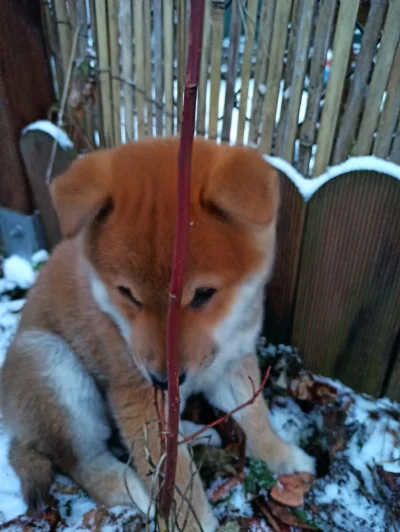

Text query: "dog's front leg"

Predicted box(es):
[205, 354, 316, 475]
[109, 381, 218, 531]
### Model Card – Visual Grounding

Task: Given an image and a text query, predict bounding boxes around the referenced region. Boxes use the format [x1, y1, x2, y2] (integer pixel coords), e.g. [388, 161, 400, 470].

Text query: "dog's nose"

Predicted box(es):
[150, 372, 187, 390]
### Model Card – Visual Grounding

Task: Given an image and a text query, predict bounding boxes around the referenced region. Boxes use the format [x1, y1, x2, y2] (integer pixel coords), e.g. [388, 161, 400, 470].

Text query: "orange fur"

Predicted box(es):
[1, 137, 314, 531]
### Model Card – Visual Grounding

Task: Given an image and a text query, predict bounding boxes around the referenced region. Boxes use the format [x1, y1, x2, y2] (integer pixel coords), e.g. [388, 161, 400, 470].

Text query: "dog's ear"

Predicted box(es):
[50, 151, 113, 239]
[205, 145, 279, 228]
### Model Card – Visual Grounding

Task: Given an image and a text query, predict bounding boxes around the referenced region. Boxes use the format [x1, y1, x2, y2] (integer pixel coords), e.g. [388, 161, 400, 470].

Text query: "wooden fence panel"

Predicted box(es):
[292, 171, 400, 396]
[386, 340, 400, 402]
[264, 172, 306, 345]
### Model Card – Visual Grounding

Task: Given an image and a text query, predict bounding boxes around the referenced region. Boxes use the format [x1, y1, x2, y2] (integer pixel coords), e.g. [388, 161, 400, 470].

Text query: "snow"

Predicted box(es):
[21, 120, 74, 150]
[0, 251, 399, 530]
[2, 256, 35, 290]
[265, 155, 400, 201]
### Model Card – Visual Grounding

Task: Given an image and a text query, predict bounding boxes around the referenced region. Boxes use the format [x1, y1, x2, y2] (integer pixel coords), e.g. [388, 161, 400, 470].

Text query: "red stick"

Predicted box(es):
[178, 367, 271, 445]
[159, 0, 206, 519]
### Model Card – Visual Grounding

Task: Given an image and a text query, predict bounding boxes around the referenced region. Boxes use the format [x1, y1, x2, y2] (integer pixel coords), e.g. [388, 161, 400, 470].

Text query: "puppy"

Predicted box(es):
[0, 138, 314, 531]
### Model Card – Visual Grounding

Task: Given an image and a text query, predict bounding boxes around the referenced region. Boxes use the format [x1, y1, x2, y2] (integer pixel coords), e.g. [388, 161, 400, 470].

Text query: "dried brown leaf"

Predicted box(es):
[270, 473, 314, 507]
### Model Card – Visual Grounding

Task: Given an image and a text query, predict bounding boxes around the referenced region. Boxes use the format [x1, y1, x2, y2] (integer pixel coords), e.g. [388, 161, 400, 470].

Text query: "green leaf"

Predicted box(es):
[244, 459, 276, 495]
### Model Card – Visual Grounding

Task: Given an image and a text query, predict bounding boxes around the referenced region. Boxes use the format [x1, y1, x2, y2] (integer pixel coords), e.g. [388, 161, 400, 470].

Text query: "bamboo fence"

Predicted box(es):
[32, 0, 400, 401]
[43, 0, 400, 176]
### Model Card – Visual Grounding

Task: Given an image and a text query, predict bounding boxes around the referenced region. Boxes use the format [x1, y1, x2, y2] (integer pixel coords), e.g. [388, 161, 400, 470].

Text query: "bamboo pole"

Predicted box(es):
[54, 0, 72, 79]
[208, 0, 225, 140]
[248, 0, 275, 145]
[297, 0, 336, 176]
[373, 42, 400, 158]
[120, 0, 134, 141]
[221, 0, 241, 142]
[43, 0, 65, 95]
[277, 0, 315, 162]
[177, 0, 188, 132]
[196, 0, 212, 136]
[353, 0, 400, 156]
[163, 0, 174, 136]
[144, 0, 153, 136]
[69, 0, 88, 58]
[275, 0, 301, 155]
[259, 0, 293, 155]
[108, 0, 121, 146]
[95, 0, 114, 147]
[332, 1, 388, 164]
[133, 0, 146, 140]
[312, 0, 360, 177]
[236, 0, 258, 145]
[159, 0, 205, 520]
[154, 0, 164, 136]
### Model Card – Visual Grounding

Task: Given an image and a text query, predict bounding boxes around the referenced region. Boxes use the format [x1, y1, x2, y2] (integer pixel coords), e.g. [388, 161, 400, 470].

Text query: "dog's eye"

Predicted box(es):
[117, 286, 142, 307]
[190, 288, 217, 309]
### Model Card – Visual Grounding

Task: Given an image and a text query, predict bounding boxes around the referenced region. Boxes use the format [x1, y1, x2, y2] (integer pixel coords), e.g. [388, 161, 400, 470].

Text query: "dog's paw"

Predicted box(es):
[266, 442, 316, 476]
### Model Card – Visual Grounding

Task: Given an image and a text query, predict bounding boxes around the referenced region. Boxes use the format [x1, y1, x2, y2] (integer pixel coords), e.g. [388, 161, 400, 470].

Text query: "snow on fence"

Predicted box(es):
[23, 0, 400, 401]
[43, 0, 400, 175]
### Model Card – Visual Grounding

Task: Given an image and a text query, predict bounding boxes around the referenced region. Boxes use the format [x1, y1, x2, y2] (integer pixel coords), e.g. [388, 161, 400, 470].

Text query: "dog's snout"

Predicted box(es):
[150, 371, 187, 390]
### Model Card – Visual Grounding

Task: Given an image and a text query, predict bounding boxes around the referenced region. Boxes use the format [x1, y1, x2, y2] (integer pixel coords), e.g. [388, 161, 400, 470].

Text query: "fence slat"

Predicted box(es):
[236, 0, 258, 146]
[108, 0, 121, 146]
[297, 0, 336, 176]
[265, 171, 306, 344]
[332, 1, 388, 165]
[312, 0, 359, 177]
[354, 0, 400, 156]
[133, 0, 146, 140]
[54, 0, 72, 79]
[177, 0, 187, 132]
[163, 0, 174, 136]
[259, 0, 293, 155]
[94, 0, 114, 147]
[42, 0, 64, 95]
[221, 0, 241, 142]
[144, 0, 153, 137]
[154, 0, 163, 136]
[277, 0, 315, 162]
[196, 0, 212, 136]
[386, 342, 400, 401]
[390, 116, 400, 164]
[292, 171, 400, 396]
[373, 42, 400, 159]
[120, 0, 134, 141]
[275, 0, 301, 156]
[248, 0, 275, 145]
[208, 0, 224, 140]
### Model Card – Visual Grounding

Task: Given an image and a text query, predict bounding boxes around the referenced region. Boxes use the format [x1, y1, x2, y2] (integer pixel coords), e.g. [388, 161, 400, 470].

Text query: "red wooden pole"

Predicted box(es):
[159, 0, 205, 519]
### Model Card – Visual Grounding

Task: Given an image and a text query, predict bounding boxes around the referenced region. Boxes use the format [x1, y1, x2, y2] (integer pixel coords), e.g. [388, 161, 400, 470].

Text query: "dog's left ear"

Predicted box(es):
[50, 151, 113, 239]
[205, 145, 279, 228]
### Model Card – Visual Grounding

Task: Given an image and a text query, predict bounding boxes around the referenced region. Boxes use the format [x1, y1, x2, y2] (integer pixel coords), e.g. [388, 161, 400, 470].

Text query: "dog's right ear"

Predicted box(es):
[50, 151, 113, 239]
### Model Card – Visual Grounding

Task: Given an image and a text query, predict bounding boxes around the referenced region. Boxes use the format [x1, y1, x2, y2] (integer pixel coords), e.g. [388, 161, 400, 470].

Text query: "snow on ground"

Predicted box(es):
[0, 254, 399, 531]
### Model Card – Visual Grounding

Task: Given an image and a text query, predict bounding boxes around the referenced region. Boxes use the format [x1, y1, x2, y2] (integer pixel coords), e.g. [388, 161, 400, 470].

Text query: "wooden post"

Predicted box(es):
[0, 0, 54, 214]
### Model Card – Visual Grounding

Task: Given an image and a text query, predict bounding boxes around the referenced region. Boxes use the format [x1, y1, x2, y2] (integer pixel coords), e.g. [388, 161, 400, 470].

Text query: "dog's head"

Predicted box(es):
[51, 138, 279, 387]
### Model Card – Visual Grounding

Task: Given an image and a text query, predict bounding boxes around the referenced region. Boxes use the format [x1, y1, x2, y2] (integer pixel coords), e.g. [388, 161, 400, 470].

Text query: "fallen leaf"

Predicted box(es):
[208, 474, 245, 503]
[290, 372, 337, 405]
[267, 500, 320, 530]
[270, 473, 314, 507]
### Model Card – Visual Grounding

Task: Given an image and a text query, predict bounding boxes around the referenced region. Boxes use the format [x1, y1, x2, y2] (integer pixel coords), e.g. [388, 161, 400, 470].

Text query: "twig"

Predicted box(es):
[154, 388, 166, 455]
[179, 366, 271, 445]
[45, 25, 80, 185]
[159, 0, 205, 519]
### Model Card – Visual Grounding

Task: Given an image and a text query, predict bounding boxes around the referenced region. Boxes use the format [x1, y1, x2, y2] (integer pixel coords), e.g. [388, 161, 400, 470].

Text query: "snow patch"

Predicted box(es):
[265, 155, 400, 201]
[2, 256, 35, 289]
[22, 120, 74, 150]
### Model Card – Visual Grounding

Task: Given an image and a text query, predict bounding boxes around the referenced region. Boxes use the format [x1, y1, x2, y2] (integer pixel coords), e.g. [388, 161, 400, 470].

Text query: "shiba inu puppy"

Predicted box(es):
[0, 138, 315, 531]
